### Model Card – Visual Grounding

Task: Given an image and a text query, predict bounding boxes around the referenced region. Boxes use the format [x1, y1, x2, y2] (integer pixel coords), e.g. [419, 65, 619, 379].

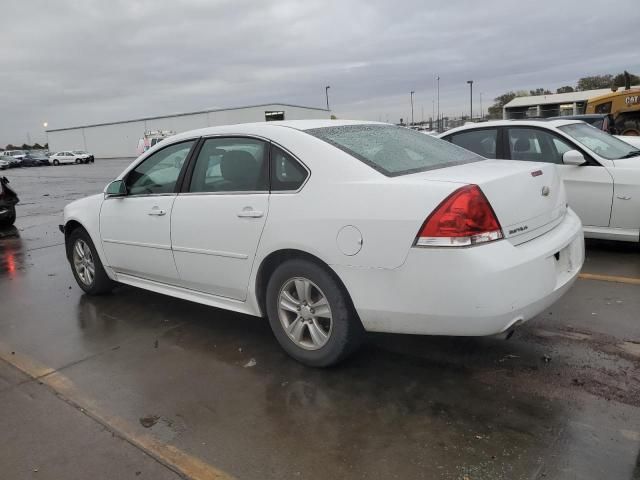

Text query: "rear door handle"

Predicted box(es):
[237, 208, 264, 218]
[148, 208, 166, 216]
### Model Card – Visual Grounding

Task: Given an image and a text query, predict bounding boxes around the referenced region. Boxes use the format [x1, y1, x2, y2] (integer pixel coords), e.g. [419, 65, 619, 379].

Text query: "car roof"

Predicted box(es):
[166, 119, 385, 143]
[441, 118, 584, 136]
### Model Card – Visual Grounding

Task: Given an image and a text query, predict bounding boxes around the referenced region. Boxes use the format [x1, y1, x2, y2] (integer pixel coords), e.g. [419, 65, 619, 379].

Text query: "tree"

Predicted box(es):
[32, 143, 43, 150]
[6, 144, 17, 150]
[576, 74, 613, 91]
[529, 88, 552, 96]
[21, 144, 31, 150]
[556, 85, 574, 93]
[487, 91, 518, 119]
[613, 71, 640, 89]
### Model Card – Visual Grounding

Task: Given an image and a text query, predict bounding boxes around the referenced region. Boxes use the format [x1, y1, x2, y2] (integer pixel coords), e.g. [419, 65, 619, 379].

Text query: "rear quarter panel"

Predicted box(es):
[250, 127, 467, 271]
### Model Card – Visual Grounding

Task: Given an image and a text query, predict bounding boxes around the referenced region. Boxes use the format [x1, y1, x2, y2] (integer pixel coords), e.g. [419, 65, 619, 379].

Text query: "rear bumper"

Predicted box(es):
[333, 209, 584, 336]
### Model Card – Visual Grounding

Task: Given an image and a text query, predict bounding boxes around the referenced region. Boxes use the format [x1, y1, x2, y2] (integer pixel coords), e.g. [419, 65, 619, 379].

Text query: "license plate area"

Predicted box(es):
[552, 239, 581, 288]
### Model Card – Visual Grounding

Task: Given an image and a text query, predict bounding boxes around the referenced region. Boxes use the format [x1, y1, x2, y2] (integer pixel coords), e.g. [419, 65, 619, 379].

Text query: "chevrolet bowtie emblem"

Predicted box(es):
[541, 186, 550, 196]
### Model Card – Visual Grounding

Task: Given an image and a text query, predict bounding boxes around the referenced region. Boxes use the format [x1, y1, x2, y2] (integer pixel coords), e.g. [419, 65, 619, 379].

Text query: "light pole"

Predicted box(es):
[436, 76, 440, 132]
[467, 80, 473, 120]
[325, 86, 331, 112]
[43, 122, 49, 149]
[479, 92, 483, 120]
[410, 91, 415, 126]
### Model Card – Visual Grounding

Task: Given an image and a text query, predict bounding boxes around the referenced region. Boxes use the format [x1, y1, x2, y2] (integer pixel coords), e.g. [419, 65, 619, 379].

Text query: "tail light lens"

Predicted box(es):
[415, 184, 503, 247]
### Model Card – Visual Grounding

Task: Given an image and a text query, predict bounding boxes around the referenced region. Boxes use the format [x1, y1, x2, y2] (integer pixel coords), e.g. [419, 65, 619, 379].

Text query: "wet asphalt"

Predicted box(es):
[0, 160, 639, 480]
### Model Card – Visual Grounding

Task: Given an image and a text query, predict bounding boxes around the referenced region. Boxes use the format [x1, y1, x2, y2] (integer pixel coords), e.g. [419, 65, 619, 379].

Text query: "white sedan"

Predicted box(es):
[61, 120, 584, 366]
[50, 151, 91, 165]
[440, 120, 640, 242]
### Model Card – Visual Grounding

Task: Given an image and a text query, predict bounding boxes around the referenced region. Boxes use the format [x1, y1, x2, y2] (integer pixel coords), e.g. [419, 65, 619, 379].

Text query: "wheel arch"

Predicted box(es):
[253, 249, 359, 321]
[63, 219, 86, 261]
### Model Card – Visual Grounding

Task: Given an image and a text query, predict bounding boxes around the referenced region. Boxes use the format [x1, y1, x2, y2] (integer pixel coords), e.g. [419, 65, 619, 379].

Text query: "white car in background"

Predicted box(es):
[61, 120, 583, 366]
[50, 151, 91, 165]
[440, 120, 640, 242]
[1, 150, 27, 167]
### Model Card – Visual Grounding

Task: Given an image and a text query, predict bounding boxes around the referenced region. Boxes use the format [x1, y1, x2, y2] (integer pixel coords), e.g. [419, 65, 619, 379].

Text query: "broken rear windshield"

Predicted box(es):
[306, 124, 481, 176]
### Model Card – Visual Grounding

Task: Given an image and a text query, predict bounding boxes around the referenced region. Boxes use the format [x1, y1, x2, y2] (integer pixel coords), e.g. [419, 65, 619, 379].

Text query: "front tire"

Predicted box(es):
[75, 158, 82, 164]
[266, 259, 363, 367]
[52, 159, 59, 166]
[68, 227, 114, 295]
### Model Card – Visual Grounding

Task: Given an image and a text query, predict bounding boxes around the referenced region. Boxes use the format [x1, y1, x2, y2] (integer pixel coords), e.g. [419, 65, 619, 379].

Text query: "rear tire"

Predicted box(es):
[67, 227, 115, 295]
[0, 206, 16, 227]
[266, 258, 363, 367]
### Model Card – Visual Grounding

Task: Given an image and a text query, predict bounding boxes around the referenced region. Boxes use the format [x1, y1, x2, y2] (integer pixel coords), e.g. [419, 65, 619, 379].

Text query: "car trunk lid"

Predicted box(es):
[409, 160, 567, 245]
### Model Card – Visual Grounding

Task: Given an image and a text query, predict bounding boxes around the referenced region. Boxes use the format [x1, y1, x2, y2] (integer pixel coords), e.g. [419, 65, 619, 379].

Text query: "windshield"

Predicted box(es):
[306, 124, 481, 176]
[558, 123, 639, 160]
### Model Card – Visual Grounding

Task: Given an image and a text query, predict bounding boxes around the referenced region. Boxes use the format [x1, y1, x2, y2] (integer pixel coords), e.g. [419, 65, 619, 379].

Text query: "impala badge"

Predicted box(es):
[541, 186, 550, 197]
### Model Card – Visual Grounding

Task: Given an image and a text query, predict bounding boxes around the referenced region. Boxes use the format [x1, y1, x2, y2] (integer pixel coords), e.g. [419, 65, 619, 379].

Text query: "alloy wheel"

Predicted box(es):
[72, 239, 95, 286]
[277, 277, 333, 350]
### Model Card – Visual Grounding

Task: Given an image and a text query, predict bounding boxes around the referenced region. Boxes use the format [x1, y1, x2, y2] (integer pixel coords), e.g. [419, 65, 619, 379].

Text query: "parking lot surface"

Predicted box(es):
[1, 160, 639, 480]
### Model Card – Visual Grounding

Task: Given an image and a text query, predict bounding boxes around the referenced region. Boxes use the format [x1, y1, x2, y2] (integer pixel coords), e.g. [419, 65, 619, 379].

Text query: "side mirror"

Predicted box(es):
[562, 150, 587, 166]
[104, 179, 127, 197]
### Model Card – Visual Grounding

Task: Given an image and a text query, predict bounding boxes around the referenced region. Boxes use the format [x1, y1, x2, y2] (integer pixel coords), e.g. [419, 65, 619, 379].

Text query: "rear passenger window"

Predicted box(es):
[448, 129, 498, 159]
[189, 137, 268, 193]
[270, 146, 308, 191]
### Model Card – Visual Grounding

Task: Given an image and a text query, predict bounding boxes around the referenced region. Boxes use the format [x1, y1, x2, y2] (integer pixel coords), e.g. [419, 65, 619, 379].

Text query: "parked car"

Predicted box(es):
[50, 151, 91, 165]
[1, 150, 26, 168]
[72, 150, 94, 163]
[61, 121, 584, 366]
[548, 114, 616, 133]
[440, 119, 640, 242]
[21, 151, 51, 167]
[0, 176, 19, 227]
[0, 158, 11, 170]
[2, 150, 27, 160]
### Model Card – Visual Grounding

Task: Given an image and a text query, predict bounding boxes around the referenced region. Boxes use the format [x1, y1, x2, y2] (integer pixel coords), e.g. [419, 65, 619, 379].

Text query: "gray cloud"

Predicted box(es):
[1, 0, 638, 145]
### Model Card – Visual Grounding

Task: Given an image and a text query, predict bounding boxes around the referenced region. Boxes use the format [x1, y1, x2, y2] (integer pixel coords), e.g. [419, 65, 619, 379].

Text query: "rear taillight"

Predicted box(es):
[415, 184, 503, 247]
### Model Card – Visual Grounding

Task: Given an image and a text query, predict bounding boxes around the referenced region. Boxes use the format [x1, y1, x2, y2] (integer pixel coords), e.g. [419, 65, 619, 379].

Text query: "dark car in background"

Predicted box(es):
[21, 151, 51, 167]
[0, 176, 19, 226]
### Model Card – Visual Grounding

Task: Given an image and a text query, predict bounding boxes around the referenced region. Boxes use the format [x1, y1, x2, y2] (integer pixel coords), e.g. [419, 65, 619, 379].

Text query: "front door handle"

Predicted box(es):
[237, 208, 264, 218]
[148, 208, 166, 216]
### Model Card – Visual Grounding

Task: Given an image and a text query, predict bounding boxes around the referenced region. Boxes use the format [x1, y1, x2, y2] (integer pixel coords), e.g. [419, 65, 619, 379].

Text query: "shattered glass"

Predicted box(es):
[306, 124, 481, 176]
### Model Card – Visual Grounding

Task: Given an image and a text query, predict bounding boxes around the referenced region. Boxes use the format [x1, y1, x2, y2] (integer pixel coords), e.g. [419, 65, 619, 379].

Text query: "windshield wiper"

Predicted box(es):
[619, 150, 640, 159]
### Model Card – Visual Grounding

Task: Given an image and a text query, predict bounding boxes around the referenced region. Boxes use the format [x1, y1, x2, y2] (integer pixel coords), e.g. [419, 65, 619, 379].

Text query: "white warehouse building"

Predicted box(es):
[46, 103, 330, 158]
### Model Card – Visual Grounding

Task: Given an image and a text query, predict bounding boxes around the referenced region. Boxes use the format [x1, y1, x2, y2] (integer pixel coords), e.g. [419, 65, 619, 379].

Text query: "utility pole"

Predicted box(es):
[467, 80, 473, 120]
[436, 76, 440, 132]
[410, 91, 415, 126]
[325, 86, 331, 111]
[480, 92, 483, 120]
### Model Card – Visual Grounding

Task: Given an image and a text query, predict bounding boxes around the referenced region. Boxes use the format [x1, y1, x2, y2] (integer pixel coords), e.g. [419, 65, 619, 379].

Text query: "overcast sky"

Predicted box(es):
[1, 0, 638, 145]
